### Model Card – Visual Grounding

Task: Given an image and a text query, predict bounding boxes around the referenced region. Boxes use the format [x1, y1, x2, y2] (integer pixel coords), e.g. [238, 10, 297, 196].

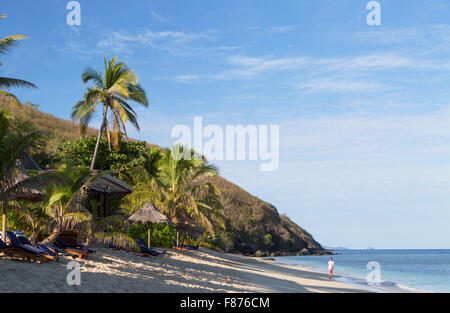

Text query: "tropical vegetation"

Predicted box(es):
[0, 12, 323, 256]
[0, 14, 36, 104]
[71, 57, 149, 170]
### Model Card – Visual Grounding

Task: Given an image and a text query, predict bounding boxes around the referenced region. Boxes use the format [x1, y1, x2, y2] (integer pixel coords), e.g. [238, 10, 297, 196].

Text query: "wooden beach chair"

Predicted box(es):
[8, 231, 59, 261]
[56, 236, 96, 253]
[53, 236, 90, 259]
[0, 238, 46, 263]
[136, 239, 162, 257]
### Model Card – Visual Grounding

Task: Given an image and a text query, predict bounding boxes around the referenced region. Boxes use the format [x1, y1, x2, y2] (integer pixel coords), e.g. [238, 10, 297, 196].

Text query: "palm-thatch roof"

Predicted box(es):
[9, 161, 45, 202]
[172, 213, 203, 234]
[18, 151, 41, 171]
[89, 171, 133, 194]
[127, 202, 169, 224]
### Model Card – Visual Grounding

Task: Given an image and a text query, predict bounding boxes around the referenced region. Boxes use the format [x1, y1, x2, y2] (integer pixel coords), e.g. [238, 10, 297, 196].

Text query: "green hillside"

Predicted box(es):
[1, 98, 326, 256]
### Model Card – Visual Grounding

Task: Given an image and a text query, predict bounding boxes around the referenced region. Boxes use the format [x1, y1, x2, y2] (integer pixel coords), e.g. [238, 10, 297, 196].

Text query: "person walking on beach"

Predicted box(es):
[328, 257, 335, 280]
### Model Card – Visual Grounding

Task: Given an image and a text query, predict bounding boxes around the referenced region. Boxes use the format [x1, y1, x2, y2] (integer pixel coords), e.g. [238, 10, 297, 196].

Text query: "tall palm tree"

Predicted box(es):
[123, 145, 225, 236]
[0, 14, 36, 103]
[71, 57, 149, 170]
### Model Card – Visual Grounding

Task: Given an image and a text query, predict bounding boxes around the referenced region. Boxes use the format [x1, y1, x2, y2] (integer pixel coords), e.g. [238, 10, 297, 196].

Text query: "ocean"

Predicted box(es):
[272, 249, 450, 293]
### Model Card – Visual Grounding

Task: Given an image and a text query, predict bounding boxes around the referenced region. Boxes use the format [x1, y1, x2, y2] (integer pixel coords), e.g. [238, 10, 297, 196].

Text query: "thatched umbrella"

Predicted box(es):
[1, 163, 45, 242]
[127, 202, 169, 248]
[171, 213, 202, 246]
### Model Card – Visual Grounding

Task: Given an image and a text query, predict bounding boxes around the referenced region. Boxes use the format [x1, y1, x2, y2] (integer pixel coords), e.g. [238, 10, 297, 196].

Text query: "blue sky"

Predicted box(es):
[3, 0, 450, 249]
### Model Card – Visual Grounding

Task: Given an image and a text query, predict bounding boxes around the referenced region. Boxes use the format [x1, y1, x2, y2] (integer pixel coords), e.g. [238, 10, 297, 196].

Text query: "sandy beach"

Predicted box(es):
[0, 247, 366, 293]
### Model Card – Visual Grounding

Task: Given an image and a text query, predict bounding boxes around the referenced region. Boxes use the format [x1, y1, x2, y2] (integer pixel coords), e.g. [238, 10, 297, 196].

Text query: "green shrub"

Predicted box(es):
[127, 223, 175, 248]
[0, 210, 29, 235]
[263, 234, 274, 246]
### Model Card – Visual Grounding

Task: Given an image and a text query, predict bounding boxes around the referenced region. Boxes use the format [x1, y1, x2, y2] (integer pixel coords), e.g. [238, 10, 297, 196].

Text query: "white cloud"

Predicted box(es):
[249, 25, 300, 34]
[279, 106, 450, 164]
[213, 55, 308, 79]
[353, 27, 418, 44]
[173, 74, 201, 82]
[96, 29, 214, 55]
[150, 10, 168, 23]
[298, 78, 388, 93]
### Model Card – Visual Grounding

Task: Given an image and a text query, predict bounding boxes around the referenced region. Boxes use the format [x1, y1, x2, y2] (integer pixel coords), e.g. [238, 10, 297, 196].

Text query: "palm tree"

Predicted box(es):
[40, 163, 137, 250]
[40, 163, 105, 244]
[71, 57, 149, 170]
[0, 14, 36, 103]
[0, 111, 42, 242]
[123, 145, 225, 236]
[17, 204, 48, 244]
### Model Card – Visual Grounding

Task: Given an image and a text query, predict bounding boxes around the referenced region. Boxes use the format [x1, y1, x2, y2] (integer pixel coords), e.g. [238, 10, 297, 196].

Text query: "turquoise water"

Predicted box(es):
[273, 250, 450, 293]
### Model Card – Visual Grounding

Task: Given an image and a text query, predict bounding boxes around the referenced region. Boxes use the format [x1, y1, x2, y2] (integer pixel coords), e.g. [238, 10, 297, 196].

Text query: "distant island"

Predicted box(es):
[324, 246, 350, 251]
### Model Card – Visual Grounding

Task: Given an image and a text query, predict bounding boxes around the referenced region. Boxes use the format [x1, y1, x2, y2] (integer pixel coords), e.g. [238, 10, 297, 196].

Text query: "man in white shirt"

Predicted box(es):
[328, 257, 335, 280]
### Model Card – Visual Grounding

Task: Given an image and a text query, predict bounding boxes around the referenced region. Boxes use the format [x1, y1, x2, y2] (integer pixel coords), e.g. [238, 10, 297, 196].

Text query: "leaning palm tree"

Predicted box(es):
[123, 145, 225, 236]
[41, 163, 137, 250]
[0, 14, 36, 103]
[71, 57, 149, 170]
[40, 163, 106, 244]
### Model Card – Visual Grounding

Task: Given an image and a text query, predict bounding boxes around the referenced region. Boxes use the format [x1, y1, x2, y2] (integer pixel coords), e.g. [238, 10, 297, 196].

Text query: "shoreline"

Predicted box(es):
[0, 247, 367, 293]
[262, 257, 432, 293]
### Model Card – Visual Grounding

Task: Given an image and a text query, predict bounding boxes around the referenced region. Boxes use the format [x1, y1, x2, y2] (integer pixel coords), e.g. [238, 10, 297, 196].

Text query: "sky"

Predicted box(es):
[2, 0, 450, 249]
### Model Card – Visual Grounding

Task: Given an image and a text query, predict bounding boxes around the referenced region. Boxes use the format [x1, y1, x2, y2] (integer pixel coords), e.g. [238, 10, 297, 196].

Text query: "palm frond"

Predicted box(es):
[94, 231, 138, 251]
[0, 77, 36, 89]
[0, 34, 28, 54]
[81, 67, 104, 88]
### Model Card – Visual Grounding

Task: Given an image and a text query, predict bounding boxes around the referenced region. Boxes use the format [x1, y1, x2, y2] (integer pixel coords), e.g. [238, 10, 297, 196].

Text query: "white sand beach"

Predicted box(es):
[0, 247, 366, 293]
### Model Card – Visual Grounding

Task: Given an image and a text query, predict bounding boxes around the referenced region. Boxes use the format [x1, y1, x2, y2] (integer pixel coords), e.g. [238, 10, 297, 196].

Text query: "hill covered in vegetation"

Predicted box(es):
[1, 99, 326, 256]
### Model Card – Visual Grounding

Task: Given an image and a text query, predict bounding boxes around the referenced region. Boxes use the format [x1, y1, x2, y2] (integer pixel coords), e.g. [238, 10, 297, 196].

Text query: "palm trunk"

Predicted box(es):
[90, 104, 108, 170]
[1, 198, 7, 243]
[148, 223, 152, 248]
[29, 232, 38, 245]
[41, 225, 62, 244]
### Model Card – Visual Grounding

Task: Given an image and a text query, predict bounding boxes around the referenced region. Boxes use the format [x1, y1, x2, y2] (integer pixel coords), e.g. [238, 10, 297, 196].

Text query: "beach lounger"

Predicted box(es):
[53, 238, 89, 260]
[56, 236, 96, 254]
[43, 243, 67, 255]
[0, 238, 46, 263]
[171, 241, 190, 251]
[136, 238, 166, 254]
[14, 231, 67, 256]
[14, 231, 65, 259]
[136, 239, 162, 256]
[172, 245, 189, 251]
[6, 231, 56, 261]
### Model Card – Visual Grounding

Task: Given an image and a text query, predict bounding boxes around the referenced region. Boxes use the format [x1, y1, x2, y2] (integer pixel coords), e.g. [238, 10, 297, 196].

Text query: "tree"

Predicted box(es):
[16, 204, 48, 244]
[71, 57, 149, 170]
[0, 111, 42, 242]
[40, 163, 105, 244]
[0, 14, 36, 103]
[56, 136, 160, 184]
[40, 162, 137, 250]
[123, 145, 225, 236]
